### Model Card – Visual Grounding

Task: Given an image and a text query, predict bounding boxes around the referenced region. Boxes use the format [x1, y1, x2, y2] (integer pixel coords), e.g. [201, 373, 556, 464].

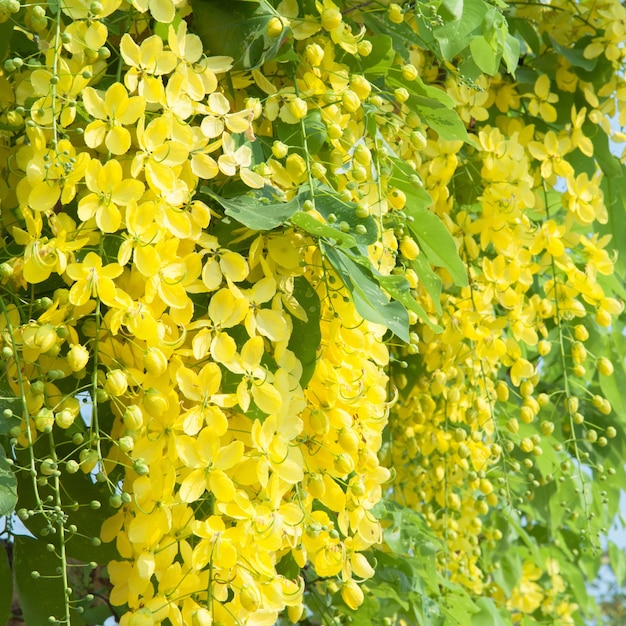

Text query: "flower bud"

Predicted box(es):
[67, 344, 89, 372]
[79, 449, 99, 474]
[55, 409, 75, 429]
[321, 7, 342, 30]
[341, 579, 364, 610]
[104, 369, 128, 397]
[305, 43, 324, 66]
[400, 237, 420, 260]
[143, 388, 168, 417]
[144, 347, 168, 377]
[123, 405, 144, 430]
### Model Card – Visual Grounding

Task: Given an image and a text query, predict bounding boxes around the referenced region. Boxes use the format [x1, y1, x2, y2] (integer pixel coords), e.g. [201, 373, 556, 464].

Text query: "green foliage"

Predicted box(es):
[0, 446, 17, 517]
[14, 535, 84, 625]
[0, 542, 11, 626]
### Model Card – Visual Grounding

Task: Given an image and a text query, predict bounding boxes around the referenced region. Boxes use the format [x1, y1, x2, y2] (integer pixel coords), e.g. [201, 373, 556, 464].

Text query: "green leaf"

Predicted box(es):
[491, 551, 521, 598]
[277, 109, 328, 157]
[189, 0, 288, 69]
[587, 123, 622, 177]
[404, 207, 468, 288]
[547, 34, 597, 71]
[298, 184, 378, 246]
[502, 33, 521, 75]
[323, 245, 410, 342]
[376, 499, 441, 557]
[0, 542, 12, 626]
[0, 19, 14, 63]
[206, 186, 300, 231]
[434, 0, 488, 60]
[385, 69, 470, 143]
[361, 263, 442, 333]
[509, 17, 541, 56]
[14, 535, 85, 626]
[609, 541, 626, 587]
[599, 163, 626, 277]
[411, 254, 443, 316]
[0, 445, 17, 516]
[291, 211, 356, 247]
[470, 35, 498, 75]
[342, 34, 395, 79]
[387, 156, 433, 210]
[287, 276, 321, 387]
[471, 597, 507, 626]
[360, 12, 431, 62]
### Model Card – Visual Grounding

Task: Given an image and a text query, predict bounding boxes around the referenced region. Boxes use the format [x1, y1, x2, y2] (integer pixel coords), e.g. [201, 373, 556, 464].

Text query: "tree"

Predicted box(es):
[0, 0, 625, 624]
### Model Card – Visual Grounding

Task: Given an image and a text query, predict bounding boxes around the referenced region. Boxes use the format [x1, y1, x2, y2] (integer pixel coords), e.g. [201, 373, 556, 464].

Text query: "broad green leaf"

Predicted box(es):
[547, 34, 597, 71]
[360, 34, 395, 78]
[434, 0, 488, 60]
[287, 276, 321, 387]
[349, 255, 443, 333]
[376, 499, 441, 557]
[277, 109, 327, 157]
[587, 123, 622, 177]
[298, 184, 378, 246]
[14, 535, 85, 626]
[369, 581, 410, 611]
[343, 34, 395, 79]
[387, 156, 433, 209]
[385, 69, 469, 143]
[360, 12, 431, 62]
[290, 211, 356, 247]
[491, 551, 521, 598]
[0, 542, 11, 626]
[599, 164, 626, 277]
[509, 17, 541, 56]
[502, 33, 521, 75]
[190, 0, 289, 69]
[0, 445, 17, 516]
[206, 186, 300, 231]
[471, 597, 508, 626]
[0, 19, 14, 63]
[411, 253, 443, 315]
[443, 591, 480, 625]
[470, 35, 498, 75]
[323, 245, 410, 342]
[404, 207, 468, 288]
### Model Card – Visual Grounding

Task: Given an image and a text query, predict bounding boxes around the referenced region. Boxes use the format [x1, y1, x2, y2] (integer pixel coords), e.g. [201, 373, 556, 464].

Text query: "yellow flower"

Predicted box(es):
[527, 74, 558, 123]
[175, 429, 244, 503]
[564, 172, 607, 225]
[65, 252, 123, 306]
[569, 106, 593, 157]
[83, 82, 146, 155]
[527, 131, 573, 180]
[63, 20, 108, 57]
[175, 363, 232, 435]
[225, 335, 283, 415]
[131, 116, 189, 194]
[218, 132, 265, 188]
[78, 159, 145, 233]
[120, 34, 177, 103]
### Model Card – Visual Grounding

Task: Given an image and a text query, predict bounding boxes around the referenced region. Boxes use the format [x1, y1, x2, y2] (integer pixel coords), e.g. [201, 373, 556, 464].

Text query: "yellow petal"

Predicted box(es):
[179, 468, 208, 502]
[106, 126, 131, 155]
[252, 382, 283, 415]
[208, 469, 235, 502]
[29, 181, 61, 212]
